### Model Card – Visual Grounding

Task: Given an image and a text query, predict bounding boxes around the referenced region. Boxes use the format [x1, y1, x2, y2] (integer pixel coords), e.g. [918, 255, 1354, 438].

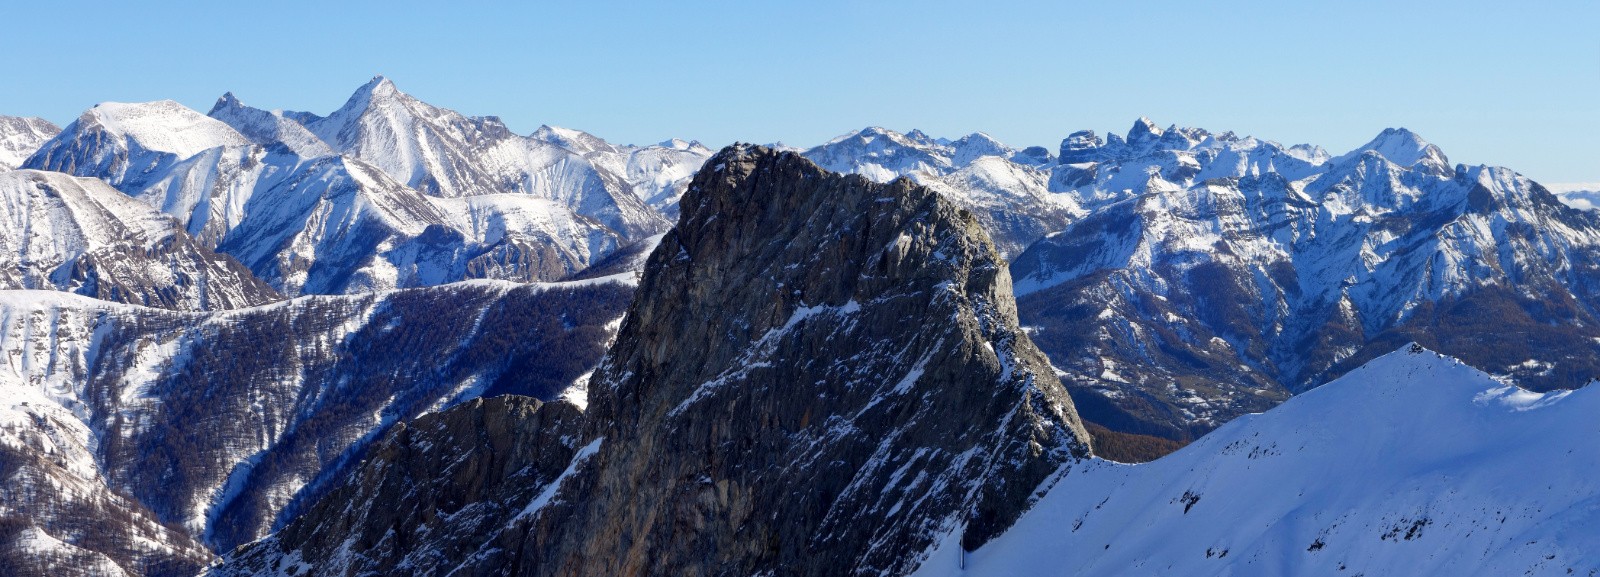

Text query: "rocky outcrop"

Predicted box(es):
[208, 145, 1089, 577]
[523, 145, 1089, 576]
[209, 397, 586, 577]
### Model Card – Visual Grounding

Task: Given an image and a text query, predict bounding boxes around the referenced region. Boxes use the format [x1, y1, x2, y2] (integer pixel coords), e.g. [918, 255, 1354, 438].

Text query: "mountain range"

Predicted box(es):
[1, 79, 1598, 576]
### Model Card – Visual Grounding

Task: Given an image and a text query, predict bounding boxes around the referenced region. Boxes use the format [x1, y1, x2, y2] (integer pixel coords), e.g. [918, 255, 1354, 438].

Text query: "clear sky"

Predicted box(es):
[5, 1, 1597, 184]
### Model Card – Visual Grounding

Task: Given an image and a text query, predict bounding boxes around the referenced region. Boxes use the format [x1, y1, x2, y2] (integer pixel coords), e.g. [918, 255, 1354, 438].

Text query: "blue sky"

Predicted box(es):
[6, 1, 1596, 183]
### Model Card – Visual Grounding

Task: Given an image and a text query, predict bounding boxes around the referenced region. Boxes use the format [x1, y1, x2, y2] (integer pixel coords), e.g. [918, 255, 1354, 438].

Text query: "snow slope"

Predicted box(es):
[0, 277, 635, 558]
[0, 115, 59, 171]
[0, 170, 280, 309]
[529, 124, 714, 215]
[803, 126, 1077, 256]
[912, 346, 1600, 577]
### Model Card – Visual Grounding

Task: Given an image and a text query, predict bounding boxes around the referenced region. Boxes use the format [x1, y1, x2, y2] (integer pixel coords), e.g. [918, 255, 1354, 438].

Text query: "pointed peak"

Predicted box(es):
[366, 74, 397, 91]
[1337, 127, 1450, 175]
[1378, 126, 1423, 140]
[350, 75, 408, 107]
[1365, 127, 1434, 154]
[1128, 116, 1163, 143]
[208, 91, 245, 116]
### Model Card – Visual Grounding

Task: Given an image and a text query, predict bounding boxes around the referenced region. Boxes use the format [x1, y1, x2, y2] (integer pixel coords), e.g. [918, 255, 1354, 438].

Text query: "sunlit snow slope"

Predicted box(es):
[913, 345, 1600, 577]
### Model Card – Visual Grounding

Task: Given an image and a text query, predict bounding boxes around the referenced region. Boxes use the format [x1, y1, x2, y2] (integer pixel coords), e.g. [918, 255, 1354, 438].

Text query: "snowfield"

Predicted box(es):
[913, 345, 1600, 577]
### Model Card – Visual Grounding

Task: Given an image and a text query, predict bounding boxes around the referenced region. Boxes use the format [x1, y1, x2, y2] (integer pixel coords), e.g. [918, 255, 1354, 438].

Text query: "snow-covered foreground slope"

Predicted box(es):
[913, 346, 1600, 577]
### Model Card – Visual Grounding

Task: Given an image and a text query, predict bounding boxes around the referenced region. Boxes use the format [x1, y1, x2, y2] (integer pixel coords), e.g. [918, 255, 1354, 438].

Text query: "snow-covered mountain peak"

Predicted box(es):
[314, 75, 510, 145]
[1127, 116, 1163, 143]
[823, 125, 896, 146]
[68, 100, 250, 158]
[207, 91, 334, 158]
[657, 138, 709, 152]
[0, 115, 59, 170]
[531, 124, 621, 156]
[213, 91, 243, 110]
[903, 127, 943, 146]
[804, 126, 958, 183]
[1285, 141, 1332, 164]
[326, 75, 405, 115]
[804, 126, 1028, 184]
[1059, 129, 1104, 163]
[1334, 127, 1451, 175]
[364, 74, 400, 97]
[950, 131, 1012, 164]
[305, 77, 521, 197]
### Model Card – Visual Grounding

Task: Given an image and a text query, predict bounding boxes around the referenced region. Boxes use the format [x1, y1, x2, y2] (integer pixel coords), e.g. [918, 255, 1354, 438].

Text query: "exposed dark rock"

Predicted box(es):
[211, 397, 585, 577]
[209, 144, 1089, 577]
[523, 145, 1089, 576]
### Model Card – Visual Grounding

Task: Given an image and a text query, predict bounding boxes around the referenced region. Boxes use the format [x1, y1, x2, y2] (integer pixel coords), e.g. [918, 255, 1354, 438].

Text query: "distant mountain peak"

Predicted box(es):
[1128, 116, 1163, 143]
[365, 74, 397, 90]
[344, 74, 410, 111]
[1336, 126, 1451, 175]
[53, 99, 249, 160]
[212, 91, 243, 111]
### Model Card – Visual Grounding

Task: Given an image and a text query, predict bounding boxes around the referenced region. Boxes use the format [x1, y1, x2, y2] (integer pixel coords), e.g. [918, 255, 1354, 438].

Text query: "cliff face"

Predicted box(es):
[525, 145, 1088, 576]
[210, 396, 586, 577]
[209, 145, 1088, 577]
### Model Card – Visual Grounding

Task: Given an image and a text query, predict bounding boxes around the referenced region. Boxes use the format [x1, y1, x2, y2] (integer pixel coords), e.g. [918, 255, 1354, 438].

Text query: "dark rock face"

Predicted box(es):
[526, 145, 1089, 576]
[210, 397, 586, 577]
[208, 145, 1088, 577]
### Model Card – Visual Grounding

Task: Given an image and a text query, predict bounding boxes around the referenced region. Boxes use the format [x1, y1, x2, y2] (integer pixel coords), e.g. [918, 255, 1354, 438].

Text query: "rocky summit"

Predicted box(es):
[208, 144, 1090, 577]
